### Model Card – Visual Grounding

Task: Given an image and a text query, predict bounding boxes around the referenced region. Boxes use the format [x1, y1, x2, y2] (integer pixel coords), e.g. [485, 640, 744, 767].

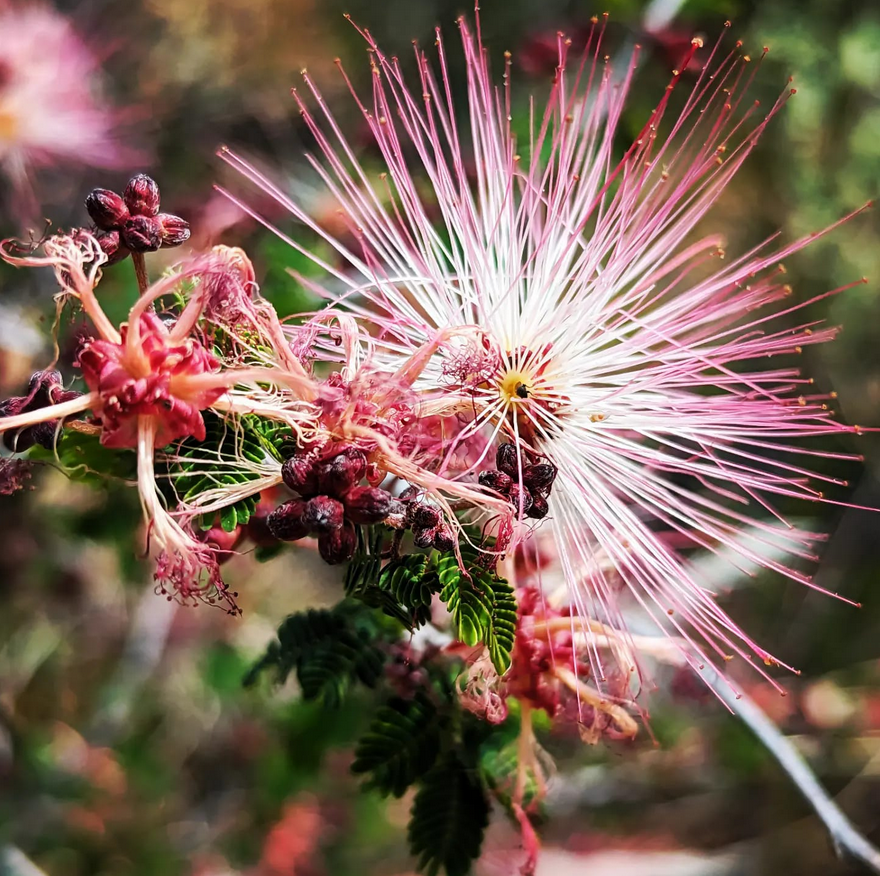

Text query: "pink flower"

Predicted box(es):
[0, 5, 132, 207]
[78, 310, 223, 448]
[225, 14, 872, 693]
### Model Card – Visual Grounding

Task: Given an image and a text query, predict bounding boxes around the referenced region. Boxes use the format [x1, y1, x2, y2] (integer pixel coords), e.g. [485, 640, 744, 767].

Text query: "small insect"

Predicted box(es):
[515, 382, 530, 399]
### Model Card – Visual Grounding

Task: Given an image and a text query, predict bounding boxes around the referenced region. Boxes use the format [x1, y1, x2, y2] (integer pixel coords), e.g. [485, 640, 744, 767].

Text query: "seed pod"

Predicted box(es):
[526, 493, 549, 519]
[85, 188, 129, 230]
[318, 521, 357, 565]
[508, 484, 533, 514]
[122, 215, 162, 253]
[432, 525, 456, 552]
[406, 503, 441, 530]
[124, 173, 160, 217]
[281, 454, 318, 495]
[344, 485, 395, 524]
[495, 443, 520, 476]
[317, 446, 367, 496]
[303, 495, 345, 534]
[523, 462, 557, 493]
[267, 499, 310, 541]
[412, 526, 437, 549]
[157, 213, 191, 247]
[478, 469, 512, 494]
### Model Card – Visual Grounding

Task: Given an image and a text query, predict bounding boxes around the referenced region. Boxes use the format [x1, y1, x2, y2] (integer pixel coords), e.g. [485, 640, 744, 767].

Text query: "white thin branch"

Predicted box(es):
[703, 664, 880, 873]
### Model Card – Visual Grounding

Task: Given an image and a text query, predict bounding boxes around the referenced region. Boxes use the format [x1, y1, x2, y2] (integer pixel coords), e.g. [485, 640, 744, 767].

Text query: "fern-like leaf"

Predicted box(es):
[170, 412, 286, 530]
[408, 752, 490, 876]
[244, 605, 385, 706]
[351, 691, 441, 797]
[436, 553, 517, 674]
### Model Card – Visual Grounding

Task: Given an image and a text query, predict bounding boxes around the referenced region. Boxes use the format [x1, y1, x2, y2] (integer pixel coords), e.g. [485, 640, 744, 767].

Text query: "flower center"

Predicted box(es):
[499, 369, 535, 404]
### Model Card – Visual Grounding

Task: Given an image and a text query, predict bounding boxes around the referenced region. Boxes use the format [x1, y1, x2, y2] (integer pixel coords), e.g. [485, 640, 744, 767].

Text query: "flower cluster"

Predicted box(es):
[85, 173, 191, 265]
[0, 8, 872, 783]
[268, 444, 405, 564]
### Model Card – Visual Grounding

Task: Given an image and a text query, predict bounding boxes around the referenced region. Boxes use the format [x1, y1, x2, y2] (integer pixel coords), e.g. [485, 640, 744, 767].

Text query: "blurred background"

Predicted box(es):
[1, 0, 879, 874]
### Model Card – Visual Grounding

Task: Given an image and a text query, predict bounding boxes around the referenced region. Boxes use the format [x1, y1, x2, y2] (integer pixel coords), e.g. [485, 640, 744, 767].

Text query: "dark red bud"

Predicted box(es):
[523, 463, 557, 493]
[303, 495, 345, 534]
[94, 230, 130, 265]
[317, 447, 367, 496]
[344, 486, 395, 524]
[85, 188, 129, 230]
[266, 499, 310, 541]
[157, 213, 191, 247]
[526, 493, 549, 519]
[412, 526, 437, 549]
[496, 443, 521, 476]
[478, 469, 512, 494]
[124, 173, 160, 216]
[281, 454, 318, 495]
[399, 486, 420, 503]
[318, 521, 357, 565]
[29, 421, 59, 450]
[122, 215, 162, 253]
[406, 503, 441, 529]
[432, 525, 456, 552]
[508, 484, 533, 514]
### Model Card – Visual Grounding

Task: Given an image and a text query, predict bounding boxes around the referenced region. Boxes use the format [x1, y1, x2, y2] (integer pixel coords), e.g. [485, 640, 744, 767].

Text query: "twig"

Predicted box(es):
[131, 252, 149, 297]
[703, 664, 880, 873]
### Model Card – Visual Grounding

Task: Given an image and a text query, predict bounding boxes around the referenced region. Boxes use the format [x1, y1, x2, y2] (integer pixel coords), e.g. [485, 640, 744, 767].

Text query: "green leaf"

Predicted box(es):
[244, 604, 386, 706]
[436, 553, 517, 674]
[408, 751, 490, 876]
[168, 411, 289, 529]
[351, 691, 441, 797]
[27, 428, 137, 484]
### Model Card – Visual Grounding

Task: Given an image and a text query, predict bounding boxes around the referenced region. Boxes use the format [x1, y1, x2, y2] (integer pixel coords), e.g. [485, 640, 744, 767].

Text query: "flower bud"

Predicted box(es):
[266, 499, 310, 541]
[85, 188, 129, 230]
[157, 213, 191, 247]
[281, 454, 318, 495]
[344, 485, 395, 524]
[478, 469, 512, 494]
[124, 173, 160, 217]
[523, 462, 557, 493]
[433, 525, 456, 552]
[496, 443, 520, 476]
[412, 526, 438, 549]
[406, 502, 441, 530]
[318, 521, 357, 565]
[526, 493, 549, 519]
[317, 447, 367, 496]
[508, 484, 533, 514]
[303, 495, 345, 534]
[94, 230, 130, 265]
[122, 215, 162, 253]
[399, 486, 420, 503]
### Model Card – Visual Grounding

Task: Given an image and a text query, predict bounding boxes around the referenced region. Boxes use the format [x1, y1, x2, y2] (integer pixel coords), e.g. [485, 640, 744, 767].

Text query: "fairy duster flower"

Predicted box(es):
[224, 12, 872, 693]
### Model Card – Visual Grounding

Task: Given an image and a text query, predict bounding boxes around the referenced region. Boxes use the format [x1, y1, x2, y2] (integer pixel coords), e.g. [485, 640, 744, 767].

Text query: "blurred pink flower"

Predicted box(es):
[0, 3, 132, 208]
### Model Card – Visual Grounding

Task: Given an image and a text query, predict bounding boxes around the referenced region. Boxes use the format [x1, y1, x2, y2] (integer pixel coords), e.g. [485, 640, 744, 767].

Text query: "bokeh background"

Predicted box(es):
[1, 0, 879, 874]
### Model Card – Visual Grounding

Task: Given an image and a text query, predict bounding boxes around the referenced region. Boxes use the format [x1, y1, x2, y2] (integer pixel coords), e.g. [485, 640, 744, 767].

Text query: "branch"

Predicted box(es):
[703, 664, 880, 873]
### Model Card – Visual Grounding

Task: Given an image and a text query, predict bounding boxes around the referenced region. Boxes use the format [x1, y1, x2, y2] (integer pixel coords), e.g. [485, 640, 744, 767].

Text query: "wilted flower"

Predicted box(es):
[225, 14, 872, 694]
[0, 229, 317, 609]
[0, 5, 132, 210]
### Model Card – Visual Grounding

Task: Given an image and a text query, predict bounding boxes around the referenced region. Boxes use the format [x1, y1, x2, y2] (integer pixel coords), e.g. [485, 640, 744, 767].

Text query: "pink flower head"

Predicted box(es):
[79, 310, 223, 449]
[224, 13, 873, 695]
[0, 5, 132, 205]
